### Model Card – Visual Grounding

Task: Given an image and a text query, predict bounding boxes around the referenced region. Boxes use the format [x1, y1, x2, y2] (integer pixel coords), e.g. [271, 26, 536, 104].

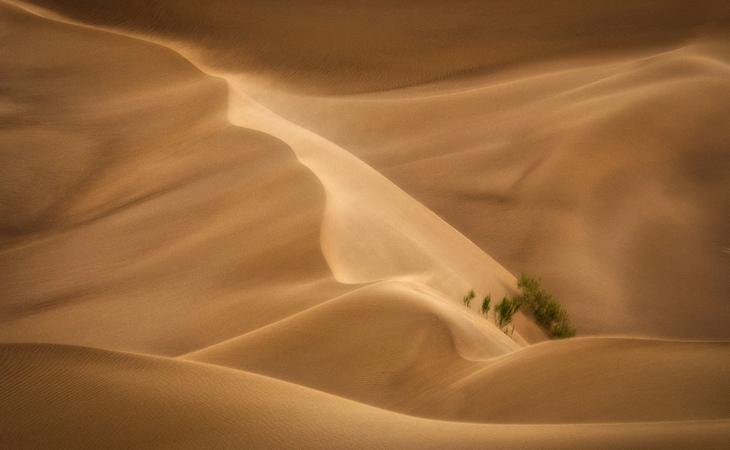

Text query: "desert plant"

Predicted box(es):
[463, 289, 475, 308]
[532, 295, 561, 328]
[481, 295, 491, 317]
[551, 320, 576, 338]
[516, 274, 576, 338]
[495, 296, 520, 328]
[517, 274, 541, 296]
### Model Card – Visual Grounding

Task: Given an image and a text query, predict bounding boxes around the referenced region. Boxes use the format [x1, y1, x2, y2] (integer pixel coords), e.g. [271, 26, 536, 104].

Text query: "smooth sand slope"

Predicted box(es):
[2, 343, 730, 450]
[22, 0, 730, 338]
[0, 0, 348, 355]
[246, 44, 730, 338]
[16, 0, 730, 93]
[1, 1, 730, 448]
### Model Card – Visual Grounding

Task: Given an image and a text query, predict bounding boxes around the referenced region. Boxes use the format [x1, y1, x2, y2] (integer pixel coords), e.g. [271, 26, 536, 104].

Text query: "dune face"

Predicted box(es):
[245, 43, 730, 339]
[1, 1, 729, 448]
[18, 0, 729, 338]
[0, 2, 350, 355]
[4, 344, 730, 450]
[13, 0, 730, 93]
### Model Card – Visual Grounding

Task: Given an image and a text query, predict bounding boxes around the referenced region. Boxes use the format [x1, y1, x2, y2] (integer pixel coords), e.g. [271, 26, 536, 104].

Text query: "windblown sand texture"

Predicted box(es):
[1, 1, 729, 448]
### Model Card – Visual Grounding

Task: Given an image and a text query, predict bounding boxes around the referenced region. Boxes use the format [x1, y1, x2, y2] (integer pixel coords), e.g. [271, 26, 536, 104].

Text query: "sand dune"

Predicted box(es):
[24, 0, 728, 338]
[2, 343, 730, 449]
[2, 0, 729, 448]
[16, 0, 730, 93]
[243, 43, 730, 339]
[185, 286, 730, 422]
[0, 0, 348, 355]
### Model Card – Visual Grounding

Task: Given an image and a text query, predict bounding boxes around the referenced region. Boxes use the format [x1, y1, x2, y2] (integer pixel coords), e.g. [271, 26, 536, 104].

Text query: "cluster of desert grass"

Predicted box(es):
[463, 275, 575, 338]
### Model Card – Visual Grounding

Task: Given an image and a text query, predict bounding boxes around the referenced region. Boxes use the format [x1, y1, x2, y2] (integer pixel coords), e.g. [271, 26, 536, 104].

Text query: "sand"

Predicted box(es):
[1, 1, 729, 448]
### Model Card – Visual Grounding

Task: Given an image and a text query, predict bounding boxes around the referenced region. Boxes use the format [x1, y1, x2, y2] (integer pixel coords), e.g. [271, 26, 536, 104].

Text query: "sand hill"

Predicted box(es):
[1, 1, 729, 448]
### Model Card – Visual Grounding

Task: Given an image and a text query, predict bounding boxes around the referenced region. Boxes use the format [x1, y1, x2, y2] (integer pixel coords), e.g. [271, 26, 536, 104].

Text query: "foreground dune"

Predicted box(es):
[187, 307, 730, 423]
[2, 343, 730, 449]
[1, 0, 729, 448]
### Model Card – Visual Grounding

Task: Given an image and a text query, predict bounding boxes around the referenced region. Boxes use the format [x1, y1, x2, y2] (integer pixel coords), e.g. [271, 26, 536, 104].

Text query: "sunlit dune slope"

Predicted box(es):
[185, 290, 730, 423]
[183, 280, 520, 415]
[186, 282, 730, 422]
[2, 343, 729, 450]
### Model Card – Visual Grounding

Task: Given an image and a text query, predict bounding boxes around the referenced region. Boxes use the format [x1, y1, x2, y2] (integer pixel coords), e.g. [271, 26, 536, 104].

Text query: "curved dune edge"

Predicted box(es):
[234, 41, 730, 339]
[0, 0, 525, 379]
[2, 0, 528, 349]
[2, 343, 730, 450]
[8, 0, 730, 341]
[6, 0, 517, 300]
[225, 79, 517, 296]
[184, 300, 730, 423]
[0, 0, 352, 356]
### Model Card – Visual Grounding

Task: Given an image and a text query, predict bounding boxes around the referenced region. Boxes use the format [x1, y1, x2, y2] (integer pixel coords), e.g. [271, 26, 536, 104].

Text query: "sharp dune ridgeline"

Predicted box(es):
[1, 1, 729, 448]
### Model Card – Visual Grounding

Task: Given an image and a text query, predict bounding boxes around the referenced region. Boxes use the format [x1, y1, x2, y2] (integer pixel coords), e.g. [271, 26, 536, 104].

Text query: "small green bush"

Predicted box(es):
[495, 296, 520, 328]
[516, 274, 575, 338]
[481, 295, 491, 317]
[460, 276, 575, 339]
[463, 289, 475, 308]
[551, 320, 576, 338]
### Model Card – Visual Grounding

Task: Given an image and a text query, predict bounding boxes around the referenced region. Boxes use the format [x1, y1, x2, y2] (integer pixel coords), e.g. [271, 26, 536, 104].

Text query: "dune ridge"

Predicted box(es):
[5, 0, 518, 300]
[233, 40, 730, 339]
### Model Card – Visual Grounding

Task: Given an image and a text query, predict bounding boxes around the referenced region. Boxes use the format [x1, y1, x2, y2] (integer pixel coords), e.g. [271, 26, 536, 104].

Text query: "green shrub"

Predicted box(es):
[551, 321, 576, 338]
[517, 274, 541, 296]
[516, 274, 575, 338]
[495, 296, 520, 328]
[463, 289, 475, 308]
[481, 295, 491, 317]
[460, 276, 575, 339]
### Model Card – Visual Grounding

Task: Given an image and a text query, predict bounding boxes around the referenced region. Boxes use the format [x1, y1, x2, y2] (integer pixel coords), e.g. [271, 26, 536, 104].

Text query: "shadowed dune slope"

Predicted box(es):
[17, 0, 730, 93]
[0, 1, 347, 355]
[2, 343, 730, 450]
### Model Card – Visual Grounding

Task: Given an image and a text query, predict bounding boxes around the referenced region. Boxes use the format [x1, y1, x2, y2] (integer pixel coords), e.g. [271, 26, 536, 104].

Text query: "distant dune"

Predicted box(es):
[1, 1, 729, 448]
